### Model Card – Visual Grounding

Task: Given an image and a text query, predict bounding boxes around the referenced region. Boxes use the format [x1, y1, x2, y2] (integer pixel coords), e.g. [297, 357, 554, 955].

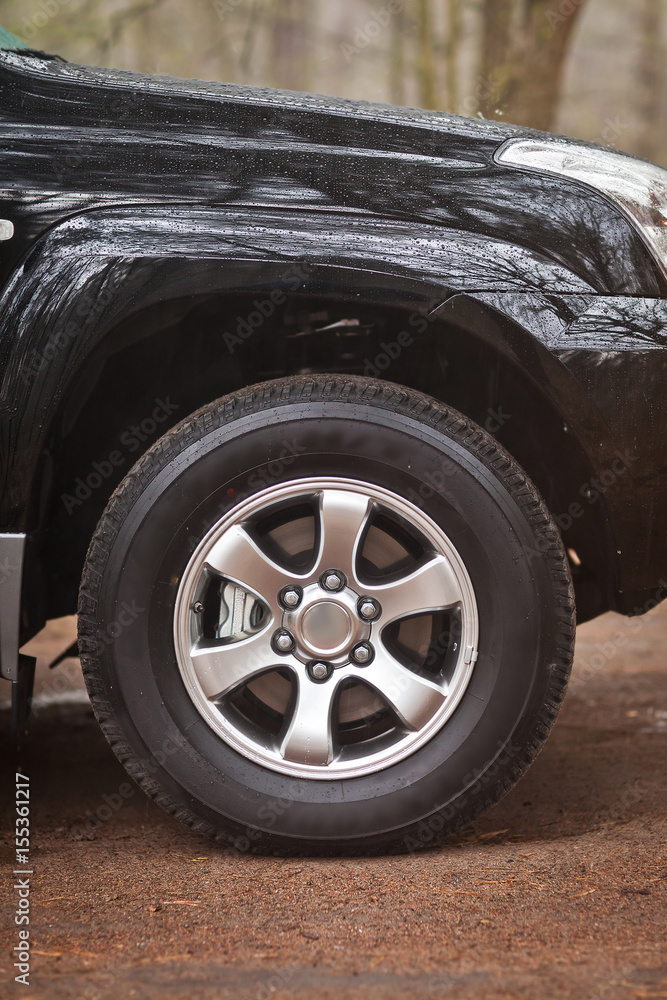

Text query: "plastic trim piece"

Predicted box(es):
[0, 533, 25, 680]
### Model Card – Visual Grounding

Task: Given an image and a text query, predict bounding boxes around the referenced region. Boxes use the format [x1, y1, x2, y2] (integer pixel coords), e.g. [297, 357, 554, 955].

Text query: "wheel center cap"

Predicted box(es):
[301, 602, 352, 652]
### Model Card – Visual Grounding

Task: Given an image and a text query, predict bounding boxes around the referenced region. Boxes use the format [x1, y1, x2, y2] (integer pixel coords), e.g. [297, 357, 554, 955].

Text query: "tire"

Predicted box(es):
[78, 375, 574, 855]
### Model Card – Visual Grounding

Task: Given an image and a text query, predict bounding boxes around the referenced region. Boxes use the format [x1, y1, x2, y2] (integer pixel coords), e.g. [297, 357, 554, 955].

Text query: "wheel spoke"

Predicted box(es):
[205, 524, 287, 610]
[360, 646, 447, 730]
[280, 673, 338, 766]
[375, 555, 462, 625]
[190, 629, 281, 701]
[311, 490, 372, 587]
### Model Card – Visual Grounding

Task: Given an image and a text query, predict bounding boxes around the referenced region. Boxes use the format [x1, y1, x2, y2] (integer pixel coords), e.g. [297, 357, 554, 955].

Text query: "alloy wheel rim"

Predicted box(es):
[174, 478, 479, 779]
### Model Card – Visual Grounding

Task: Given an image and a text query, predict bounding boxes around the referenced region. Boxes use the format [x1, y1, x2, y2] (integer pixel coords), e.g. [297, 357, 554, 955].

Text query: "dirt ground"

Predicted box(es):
[1, 603, 665, 1000]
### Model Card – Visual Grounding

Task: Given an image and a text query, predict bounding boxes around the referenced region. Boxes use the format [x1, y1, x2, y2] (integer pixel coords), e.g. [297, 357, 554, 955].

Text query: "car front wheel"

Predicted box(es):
[79, 375, 574, 854]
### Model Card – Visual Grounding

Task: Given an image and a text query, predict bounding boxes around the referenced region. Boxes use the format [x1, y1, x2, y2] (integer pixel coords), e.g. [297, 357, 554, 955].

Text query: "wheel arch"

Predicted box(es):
[28, 285, 620, 627]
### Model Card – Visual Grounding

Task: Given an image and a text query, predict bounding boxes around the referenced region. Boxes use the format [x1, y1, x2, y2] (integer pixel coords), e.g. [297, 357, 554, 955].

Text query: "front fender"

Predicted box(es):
[0, 202, 593, 521]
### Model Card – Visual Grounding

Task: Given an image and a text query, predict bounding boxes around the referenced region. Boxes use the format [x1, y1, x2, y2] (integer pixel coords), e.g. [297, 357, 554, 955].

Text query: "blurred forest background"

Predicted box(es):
[1, 0, 667, 165]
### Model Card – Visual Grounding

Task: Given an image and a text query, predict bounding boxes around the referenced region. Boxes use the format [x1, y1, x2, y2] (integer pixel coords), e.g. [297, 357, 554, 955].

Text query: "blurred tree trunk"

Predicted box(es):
[239, 0, 263, 82]
[476, 0, 586, 131]
[269, 0, 310, 92]
[635, 0, 663, 161]
[389, 6, 406, 106]
[416, 0, 437, 108]
[510, 0, 584, 129]
[478, 0, 514, 118]
[444, 0, 461, 112]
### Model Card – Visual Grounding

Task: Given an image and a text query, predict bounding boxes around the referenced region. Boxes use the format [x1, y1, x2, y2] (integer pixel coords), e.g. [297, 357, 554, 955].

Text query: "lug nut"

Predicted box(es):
[308, 661, 332, 682]
[280, 586, 302, 609]
[358, 597, 380, 621]
[351, 642, 374, 665]
[321, 570, 345, 592]
[272, 629, 295, 654]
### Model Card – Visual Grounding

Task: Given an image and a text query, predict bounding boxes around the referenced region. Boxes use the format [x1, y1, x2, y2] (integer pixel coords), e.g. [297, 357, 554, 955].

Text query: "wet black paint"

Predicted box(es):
[1, 49, 667, 610]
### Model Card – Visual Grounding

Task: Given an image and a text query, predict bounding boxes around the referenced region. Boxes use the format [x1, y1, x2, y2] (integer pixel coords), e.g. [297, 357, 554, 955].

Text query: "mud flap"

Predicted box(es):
[11, 653, 36, 737]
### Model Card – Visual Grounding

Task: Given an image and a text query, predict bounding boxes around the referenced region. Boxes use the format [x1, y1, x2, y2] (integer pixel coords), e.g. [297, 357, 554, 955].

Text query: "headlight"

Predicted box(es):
[495, 137, 667, 280]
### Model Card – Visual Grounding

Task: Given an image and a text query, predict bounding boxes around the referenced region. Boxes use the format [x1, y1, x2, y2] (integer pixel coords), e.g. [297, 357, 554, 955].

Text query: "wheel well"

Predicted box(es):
[38, 291, 613, 624]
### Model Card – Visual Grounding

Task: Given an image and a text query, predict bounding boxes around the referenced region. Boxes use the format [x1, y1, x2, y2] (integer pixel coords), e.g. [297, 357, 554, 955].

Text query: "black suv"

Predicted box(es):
[2, 40, 666, 853]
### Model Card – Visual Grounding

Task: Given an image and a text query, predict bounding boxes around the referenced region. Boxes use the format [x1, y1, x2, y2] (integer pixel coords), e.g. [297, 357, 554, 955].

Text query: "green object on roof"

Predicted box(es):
[0, 26, 29, 50]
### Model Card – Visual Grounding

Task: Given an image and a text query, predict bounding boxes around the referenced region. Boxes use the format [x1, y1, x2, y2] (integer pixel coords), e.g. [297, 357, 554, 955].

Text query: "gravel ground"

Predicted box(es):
[1, 605, 666, 1000]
